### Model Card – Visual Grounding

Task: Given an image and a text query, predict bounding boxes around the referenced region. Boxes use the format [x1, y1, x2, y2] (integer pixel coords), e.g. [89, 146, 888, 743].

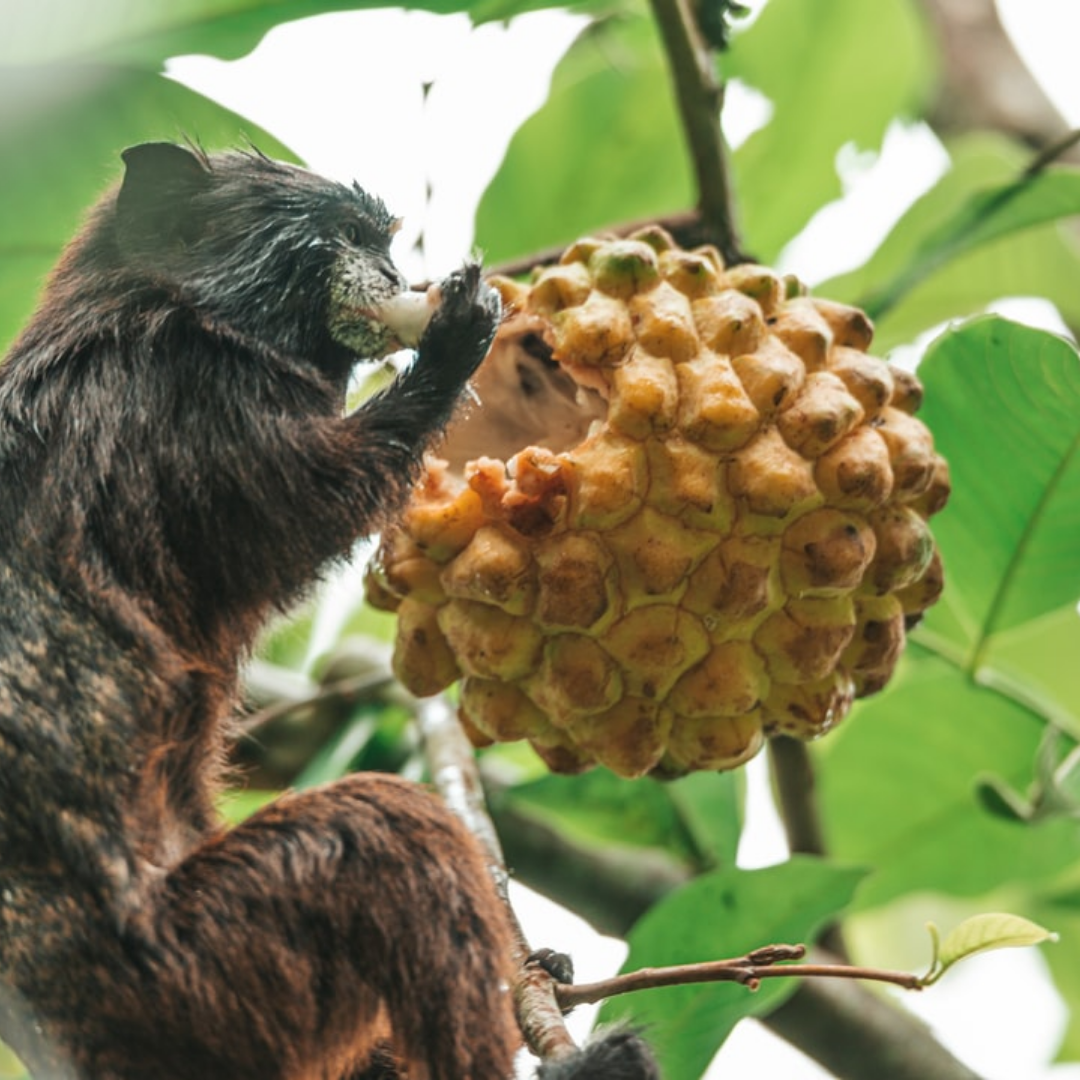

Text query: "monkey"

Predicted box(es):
[0, 143, 658, 1080]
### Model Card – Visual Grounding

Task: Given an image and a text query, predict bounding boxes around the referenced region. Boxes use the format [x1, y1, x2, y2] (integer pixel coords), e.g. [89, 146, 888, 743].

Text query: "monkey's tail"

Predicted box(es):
[535, 1027, 661, 1080]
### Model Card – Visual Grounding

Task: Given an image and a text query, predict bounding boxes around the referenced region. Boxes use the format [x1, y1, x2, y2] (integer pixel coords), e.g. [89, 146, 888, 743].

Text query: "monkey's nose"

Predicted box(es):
[379, 261, 407, 292]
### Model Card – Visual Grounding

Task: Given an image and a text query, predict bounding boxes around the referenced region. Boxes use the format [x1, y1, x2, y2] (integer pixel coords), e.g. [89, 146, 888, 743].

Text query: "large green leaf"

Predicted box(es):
[505, 770, 710, 866]
[978, 606, 1080, 739]
[665, 770, 744, 869]
[916, 318, 1080, 664]
[816, 653, 1080, 911]
[597, 858, 865, 1080]
[817, 318, 1080, 908]
[474, 15, 693, 264]
[725, 0, 933, 262]
[821, 135, 1080, 349]
[5, 0, 573, 68]
[0, 67, 295, 354]
[858, 162, 1080, 324]
[871, 224, 1080, 353]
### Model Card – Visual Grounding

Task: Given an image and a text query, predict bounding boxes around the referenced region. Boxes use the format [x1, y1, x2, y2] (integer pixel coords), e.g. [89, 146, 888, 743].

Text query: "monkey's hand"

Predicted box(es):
[298, 262, 501, 551]
[411, 262, 502, 409]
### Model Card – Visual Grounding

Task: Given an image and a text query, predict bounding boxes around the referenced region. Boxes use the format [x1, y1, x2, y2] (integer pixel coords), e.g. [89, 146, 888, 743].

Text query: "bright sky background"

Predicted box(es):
[167, 3, 1080, 1076]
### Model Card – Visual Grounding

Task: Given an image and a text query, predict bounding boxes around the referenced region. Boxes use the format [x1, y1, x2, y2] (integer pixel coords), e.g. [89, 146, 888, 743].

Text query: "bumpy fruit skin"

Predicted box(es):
[366, 227, 949, 777]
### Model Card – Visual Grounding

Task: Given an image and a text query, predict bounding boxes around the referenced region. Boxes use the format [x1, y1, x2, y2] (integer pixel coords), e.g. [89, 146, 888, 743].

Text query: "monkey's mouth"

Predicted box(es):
[371, 287, 439, 349]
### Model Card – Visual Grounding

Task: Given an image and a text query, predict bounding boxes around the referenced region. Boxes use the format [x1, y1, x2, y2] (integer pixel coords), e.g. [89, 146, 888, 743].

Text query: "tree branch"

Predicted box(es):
[415, 696, 522, 943]
[768, 975, 984, 1080]
[557, 944, 924, 1008]
[768, 737, 849, 960]
[415, 695, 579, 1064]
[768, 736, 830, 858]
[918, 0, 1079, 163]
[489, 796, 987, 1080]
[646, 0, 745, 264]
[487, 210, 712, 280]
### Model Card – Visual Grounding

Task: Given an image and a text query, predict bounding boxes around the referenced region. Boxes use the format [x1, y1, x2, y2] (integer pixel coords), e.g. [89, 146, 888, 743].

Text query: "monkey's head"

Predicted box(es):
[107, 142, 417, 380]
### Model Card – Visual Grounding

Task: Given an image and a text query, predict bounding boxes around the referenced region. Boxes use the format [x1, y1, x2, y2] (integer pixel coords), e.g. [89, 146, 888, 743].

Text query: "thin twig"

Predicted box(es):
[238, 670, 393, 735]
[647, 0, 745, 264]
[556, 945, 923, 1008]
[1024, 128, 1080, 178]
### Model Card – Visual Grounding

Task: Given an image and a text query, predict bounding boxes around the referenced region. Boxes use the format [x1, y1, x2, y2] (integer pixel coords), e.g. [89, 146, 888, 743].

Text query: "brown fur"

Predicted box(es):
[0, 144, 517, 1079]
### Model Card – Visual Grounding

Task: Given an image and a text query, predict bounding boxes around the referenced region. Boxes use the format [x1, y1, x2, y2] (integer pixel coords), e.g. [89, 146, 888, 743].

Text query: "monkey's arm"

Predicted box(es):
[332, 261, 501, 525]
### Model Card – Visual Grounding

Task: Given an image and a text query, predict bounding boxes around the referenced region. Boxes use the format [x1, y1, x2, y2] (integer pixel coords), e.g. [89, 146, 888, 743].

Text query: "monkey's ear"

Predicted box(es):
[117, 142, 210, 253]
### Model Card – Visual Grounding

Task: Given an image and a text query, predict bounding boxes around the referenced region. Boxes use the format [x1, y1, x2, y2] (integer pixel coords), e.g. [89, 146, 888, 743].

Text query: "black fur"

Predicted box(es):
[539, 1029, 662, 1080]
[0, 144, 512, 1079]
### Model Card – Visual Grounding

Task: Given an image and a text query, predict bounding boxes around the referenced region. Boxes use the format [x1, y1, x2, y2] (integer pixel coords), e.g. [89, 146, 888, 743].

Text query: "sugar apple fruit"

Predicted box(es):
[365, 227, 948, 778]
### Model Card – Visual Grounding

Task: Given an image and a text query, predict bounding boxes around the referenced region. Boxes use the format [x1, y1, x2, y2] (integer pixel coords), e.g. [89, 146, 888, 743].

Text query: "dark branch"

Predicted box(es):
[647, 0, 745, 263]
[768, 737, 850, 960]
[768, 974, 985, 1080]
[487, 210, 718, 281]
[918, 0, 1080, 163]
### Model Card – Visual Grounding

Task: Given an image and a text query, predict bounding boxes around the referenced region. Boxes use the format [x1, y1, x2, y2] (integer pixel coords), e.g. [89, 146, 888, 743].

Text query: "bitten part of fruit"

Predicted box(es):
[374, 286, 439, 348]
[366, 227, 949, 777]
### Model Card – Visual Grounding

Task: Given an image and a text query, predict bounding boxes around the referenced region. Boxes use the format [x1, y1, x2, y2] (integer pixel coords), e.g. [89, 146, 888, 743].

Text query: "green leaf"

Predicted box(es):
[4, 0, 566, 68]
[916, 318, 1080, 663]
[725, 0, 933, 262]
[973, 775, 1035, 824]
[506, 770, 704, 864]
[218, 788, 279, 825]
[597, 858, 865, 1080]
[475, 15, 693, 264]
[293, 711, 378, 788]
[816, 653, 1080, 911]
[859, 167, 1080, 324]
[821, 135, 1080, 349]
[818, 318, 1080, 905]
[666, 770, 745, 869]
[923, 913, 1056, 984]
[0, 66, 296, 354]
[973, 605, 1080, 743]
[1030, 883, 1080, 1062]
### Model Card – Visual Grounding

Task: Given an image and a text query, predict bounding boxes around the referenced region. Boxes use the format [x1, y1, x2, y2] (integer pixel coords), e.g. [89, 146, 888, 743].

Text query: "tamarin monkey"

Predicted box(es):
[0, 144, 658, 1080]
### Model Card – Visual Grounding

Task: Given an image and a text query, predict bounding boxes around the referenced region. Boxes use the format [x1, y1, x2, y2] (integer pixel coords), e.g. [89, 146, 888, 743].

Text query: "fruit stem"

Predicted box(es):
[647, 0, 747, 265]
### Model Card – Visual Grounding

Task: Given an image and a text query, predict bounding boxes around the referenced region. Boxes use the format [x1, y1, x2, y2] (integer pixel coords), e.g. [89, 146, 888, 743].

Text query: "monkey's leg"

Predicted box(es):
[100, 774, 517, 1080]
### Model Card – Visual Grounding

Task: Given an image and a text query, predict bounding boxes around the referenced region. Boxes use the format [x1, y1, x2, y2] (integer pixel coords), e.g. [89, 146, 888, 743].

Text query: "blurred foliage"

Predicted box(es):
[823, 134, 1080, 349]
[476, 14, 693, 262]
[3, 0, 1080, 1077]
